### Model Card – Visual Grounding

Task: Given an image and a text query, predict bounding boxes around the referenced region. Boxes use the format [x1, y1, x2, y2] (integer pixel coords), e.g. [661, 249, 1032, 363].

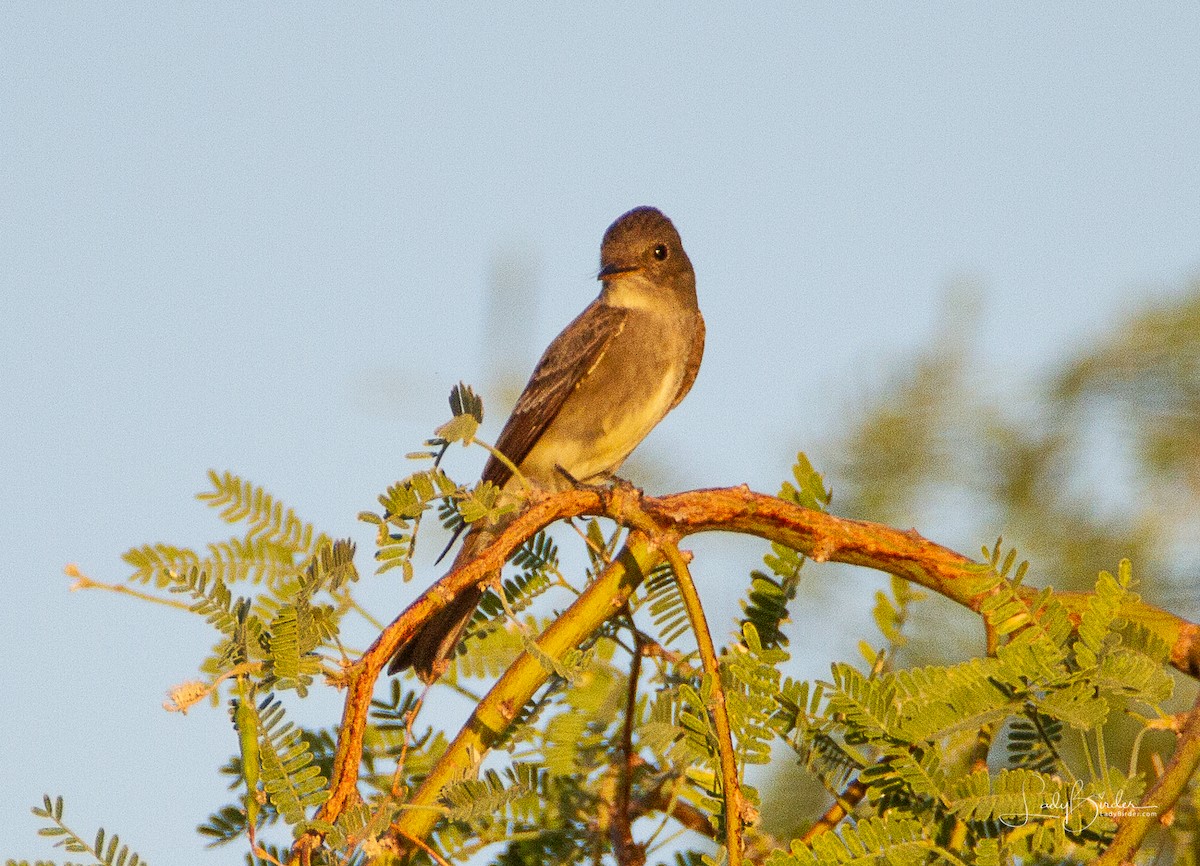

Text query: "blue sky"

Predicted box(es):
[3, 4, 1199, 862]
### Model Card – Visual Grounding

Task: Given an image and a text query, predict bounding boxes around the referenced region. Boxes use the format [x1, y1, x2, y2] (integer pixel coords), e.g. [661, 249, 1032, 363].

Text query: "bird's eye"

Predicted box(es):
[652, 244, 669, 260]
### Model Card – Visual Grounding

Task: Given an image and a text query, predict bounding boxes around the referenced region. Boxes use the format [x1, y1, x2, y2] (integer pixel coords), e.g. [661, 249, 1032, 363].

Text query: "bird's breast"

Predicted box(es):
[517, 304, 696, 490]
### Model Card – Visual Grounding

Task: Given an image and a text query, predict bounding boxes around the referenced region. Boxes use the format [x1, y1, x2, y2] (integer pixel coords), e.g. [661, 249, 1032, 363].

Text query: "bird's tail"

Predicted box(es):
[386, 527, 493, 683]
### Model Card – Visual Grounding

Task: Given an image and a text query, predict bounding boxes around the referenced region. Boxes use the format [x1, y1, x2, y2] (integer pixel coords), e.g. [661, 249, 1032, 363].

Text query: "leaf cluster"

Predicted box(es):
[14, 795, 147, 866]
[27, 368, 1200, 866]
[766, 549, 1176, 865]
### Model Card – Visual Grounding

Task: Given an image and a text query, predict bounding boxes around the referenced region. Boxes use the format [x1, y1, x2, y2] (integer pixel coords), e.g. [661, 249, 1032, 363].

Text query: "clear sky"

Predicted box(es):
[3, 4, 1199, 862]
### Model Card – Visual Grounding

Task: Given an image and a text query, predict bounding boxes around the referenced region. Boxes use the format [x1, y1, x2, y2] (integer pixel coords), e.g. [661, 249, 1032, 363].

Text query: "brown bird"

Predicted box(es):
[389, 206, 705, 682]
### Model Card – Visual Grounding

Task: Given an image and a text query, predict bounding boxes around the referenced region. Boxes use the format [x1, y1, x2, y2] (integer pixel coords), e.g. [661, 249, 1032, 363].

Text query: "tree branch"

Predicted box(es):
[799, 777, 868, 845]
[381, 525, 665, 855]
[661, 536, 743, 865]
[612, 624, 645, 866]
[1095, 687, 1200, 865]
[642, 487, 1200, 679]
[288, 484, 1200, 864]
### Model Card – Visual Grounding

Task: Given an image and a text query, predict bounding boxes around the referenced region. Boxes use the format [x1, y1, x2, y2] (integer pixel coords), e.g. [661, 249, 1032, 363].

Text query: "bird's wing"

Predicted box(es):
[668, 311, 705, 412]
[481, 300, 627, 491]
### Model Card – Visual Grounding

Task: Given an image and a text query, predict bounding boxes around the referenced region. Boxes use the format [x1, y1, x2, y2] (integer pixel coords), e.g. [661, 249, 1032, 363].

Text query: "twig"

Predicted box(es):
[633, 773, 783, 866]
[396, 829, 453, 866]
[569, 516, 615, 565]
[612, 626, 645, 866]
[660, 538, 743, 866]
[799, 777, 867, 844]
[163, 661, 264, 714]
[474, 437, 534, 497]
[389, 691, 426, 799]
[66, 564, 193, 611]
[1095, 688, 1200, 865]
[638, 778, 714, 837]
[340, 590, 386, 632]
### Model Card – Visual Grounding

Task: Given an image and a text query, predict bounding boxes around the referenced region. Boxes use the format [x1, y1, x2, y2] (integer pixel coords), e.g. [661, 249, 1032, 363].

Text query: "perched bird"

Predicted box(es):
[389, 206, 705, 682]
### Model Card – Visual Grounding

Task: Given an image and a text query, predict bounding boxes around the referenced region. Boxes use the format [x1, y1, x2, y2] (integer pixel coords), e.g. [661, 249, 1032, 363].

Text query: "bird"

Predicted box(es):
[389, 206, 705, 683]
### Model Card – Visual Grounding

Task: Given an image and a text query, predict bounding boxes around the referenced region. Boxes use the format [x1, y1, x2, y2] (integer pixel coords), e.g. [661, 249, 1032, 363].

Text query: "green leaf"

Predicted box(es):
[431, 381, 484, 446]
[778, 452, 831, 513]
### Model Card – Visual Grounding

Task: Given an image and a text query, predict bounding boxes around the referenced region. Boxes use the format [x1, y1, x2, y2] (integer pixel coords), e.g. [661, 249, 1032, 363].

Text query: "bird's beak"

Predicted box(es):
[597, 263, 642, 280]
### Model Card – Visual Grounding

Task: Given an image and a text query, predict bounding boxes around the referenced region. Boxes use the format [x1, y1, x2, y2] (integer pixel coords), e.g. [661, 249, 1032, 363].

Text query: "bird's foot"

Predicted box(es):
[553, 465, 636, 495]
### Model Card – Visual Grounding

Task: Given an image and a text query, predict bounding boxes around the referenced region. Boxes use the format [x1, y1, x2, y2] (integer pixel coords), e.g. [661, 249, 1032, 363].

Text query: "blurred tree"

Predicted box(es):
[833, 280, 1200, 608]
[760, 277, 1200, 850]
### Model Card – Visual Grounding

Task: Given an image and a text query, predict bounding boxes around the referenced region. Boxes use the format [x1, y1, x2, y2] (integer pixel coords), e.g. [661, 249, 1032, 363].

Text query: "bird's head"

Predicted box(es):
[597, 206, 696, 309]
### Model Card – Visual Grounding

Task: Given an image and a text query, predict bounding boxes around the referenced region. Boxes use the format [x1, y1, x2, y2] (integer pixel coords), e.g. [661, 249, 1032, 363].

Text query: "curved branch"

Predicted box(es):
[289, 484, 1200, 864]
[290, 488, 612, 865]
[660, 537, 743, 864]
[641, 488, 1200, 679]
